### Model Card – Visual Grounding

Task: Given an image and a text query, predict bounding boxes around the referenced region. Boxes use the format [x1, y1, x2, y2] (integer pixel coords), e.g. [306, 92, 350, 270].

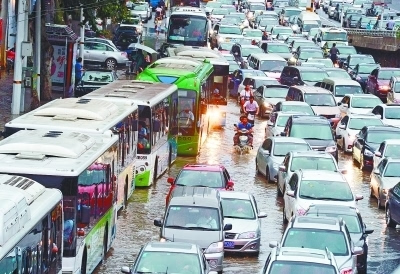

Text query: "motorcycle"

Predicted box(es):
[233, 126, 253, 154]
[245, 110, 256, 125]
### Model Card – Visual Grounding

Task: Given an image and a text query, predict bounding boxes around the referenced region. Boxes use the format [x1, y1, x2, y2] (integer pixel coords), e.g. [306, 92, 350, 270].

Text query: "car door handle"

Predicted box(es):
[102, 52, 106, 54]
[85, 51, 90, 53]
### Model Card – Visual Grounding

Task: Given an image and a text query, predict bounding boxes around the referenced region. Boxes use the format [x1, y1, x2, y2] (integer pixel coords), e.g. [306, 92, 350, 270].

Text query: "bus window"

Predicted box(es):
[138, 105, 151, 154]
[171, 90, 197, 136]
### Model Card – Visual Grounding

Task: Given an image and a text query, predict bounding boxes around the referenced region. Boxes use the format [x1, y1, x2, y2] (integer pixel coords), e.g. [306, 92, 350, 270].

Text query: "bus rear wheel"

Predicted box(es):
[102, 224, 109, 263]
[81, 247, 87, 274]
[153, 157, 159, 184]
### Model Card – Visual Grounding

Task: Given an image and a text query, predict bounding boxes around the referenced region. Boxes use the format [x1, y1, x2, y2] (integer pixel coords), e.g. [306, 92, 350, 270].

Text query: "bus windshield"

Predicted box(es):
[322, 32, 348, 41]
[171, 0, 200, 7]
[171, 89, 198, 136]
[168, 15, 207, 45]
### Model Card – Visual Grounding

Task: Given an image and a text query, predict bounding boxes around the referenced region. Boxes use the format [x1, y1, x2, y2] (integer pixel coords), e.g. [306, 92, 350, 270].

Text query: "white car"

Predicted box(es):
[373, 139, 400, 169]
[371, 104, 400, 128]
[336, 114, 384, 153]
[283, 170, 363, 223]
[337, 94, 383, 117]
[265, 111, 308, 137]
[238, 76, 279, 96]
[213, 24, 244, 44]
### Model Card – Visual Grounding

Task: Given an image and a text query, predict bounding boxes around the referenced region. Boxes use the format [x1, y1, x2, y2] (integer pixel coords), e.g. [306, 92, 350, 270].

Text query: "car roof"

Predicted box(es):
[386, 157, 400, 163]
[323, 67, 347, 72]
[270, 136, 309, 144]
[291, 216, 343, 230]
[291, 86, 331, 94]
[245, 76, 277, 80]
[291, 115, 330, 124]
[169, 187, 221, 207]
[290, 151, 334, 158]
[273, 247, 334, 264]
[298, 170, 345, 181]
[323, 77, 360, 85]
[379, 103, 400, 108]
[365, 125, 400, 132]
[143, 242, 199, 253]
[182, 164, 224, 172]
[383, 139, 400, 145]
[280, 101, 310, 105]
[292, 66, 326, 72]
[347, 113, 381, 119]
[347, 94, 378, 98]
[277, 111, 310, 117]
[219, 191, 251, 200]
[239, 45, 260, 48]
[306, 204, 358, 216]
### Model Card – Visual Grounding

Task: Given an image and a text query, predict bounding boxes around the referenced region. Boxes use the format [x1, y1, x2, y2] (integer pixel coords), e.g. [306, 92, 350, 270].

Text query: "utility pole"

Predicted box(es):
[35, 0, 41, 100]
[80, 6, 84, 63]
[12, 0, 27, 114]
[340, 0, 344, 27]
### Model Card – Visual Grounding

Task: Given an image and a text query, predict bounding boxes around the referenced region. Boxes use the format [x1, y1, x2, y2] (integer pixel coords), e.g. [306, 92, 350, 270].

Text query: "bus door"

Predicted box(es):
[211, 64, 229, 106]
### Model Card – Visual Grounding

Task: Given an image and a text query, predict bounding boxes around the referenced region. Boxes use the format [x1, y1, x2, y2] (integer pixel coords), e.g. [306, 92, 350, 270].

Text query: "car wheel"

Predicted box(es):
[105, 58, 117, 69]
[266, 167, 272, 184]
[277, 182, 283, 197]
[283, 207, 288, 224]
[369, 186, 374, 198]
[256, 159, 261, 175]
[386, 206, 397, 228]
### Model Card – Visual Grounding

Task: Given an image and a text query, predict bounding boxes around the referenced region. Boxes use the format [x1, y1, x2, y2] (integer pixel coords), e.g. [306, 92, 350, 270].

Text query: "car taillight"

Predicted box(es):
[340, 268, 353, 274]
[379, 85, 389, 91]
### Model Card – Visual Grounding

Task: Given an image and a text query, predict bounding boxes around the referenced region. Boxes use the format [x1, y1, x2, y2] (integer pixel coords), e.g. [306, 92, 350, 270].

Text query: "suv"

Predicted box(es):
[305, 204, 373, 274]
[366, 67, 400, 102]
[343, 54, 376, 73]
[154, 187, 233, 273]
[165, 164, 234, 205]
[281, 115, 340, 161]
[270, 216, 363, 274]
[262, 246, 340, 274]
[246, 53, 287, 79]
[285, 86, 341, 124]
[387, 76, 400, 104]
[371, 104, 400, 127]
[280, 66, 328, 86]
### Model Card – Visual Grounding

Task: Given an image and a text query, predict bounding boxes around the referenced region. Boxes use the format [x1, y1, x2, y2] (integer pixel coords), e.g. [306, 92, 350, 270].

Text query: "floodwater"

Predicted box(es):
[95, 99, 400, 274]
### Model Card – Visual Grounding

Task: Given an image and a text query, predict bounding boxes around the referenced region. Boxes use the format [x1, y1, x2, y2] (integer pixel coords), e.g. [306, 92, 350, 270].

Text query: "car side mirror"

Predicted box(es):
[258, 212, 268, 218]
[374, 114, 381, 119]
[269, 240, 278, 248]
[154, 218, 163, 227]
[223, 223, 232, 231]
[167, 177, 175, 184]
[375, 151, 382, 157]
[355, 194, 364, 201]
[263, 150, 270, 155]
[293, 76, 298, 81]
[373, 169, 380, 175]
[353, 246, 363, 255]
[286, 190, 295, 197]
[226, 180, 234, 190]
[338, 124, 346, 129]
[267, 121, 274, 126]
[364, 228, 374, 235]
[279, 165, 286, 172]
[336, 135, 342, 140]
[280, 132, 286, 136]
[121, 266, 131, 274]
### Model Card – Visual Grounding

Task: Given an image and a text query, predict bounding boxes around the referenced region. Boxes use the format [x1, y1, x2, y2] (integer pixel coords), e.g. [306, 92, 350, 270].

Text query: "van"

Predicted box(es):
[154, 187, 232, 273]
[296, 11, 321, 32]
[247, 53, 287, 78]
[315, 77, 362, 102]
[314, 27, 348, 48]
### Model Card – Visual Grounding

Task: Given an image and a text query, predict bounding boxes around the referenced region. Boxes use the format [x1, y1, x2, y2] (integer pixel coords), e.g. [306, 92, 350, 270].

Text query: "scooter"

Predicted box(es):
[233, 126, 253, 154]
[245, 110, 256, 125]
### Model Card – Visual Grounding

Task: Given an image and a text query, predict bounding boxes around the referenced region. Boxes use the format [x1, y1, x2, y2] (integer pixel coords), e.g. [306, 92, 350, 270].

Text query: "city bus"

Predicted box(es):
[83, 80, 179, 187]
[3, 97, 138, 211]
[167, 46, 230, 127]
[0, 129, 119, 274]
[137, 57, 214, 156]
[0, 175, 63, 273]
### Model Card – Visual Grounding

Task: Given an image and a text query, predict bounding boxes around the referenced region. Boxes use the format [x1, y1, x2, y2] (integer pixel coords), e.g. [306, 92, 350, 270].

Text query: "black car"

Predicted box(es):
[305, 204, 373, 274]
[279, 66, 329, 86]
[346, 14, 362, 28]
[114, 33, 139, 51]
[113, 26, 139, 43]
[281, 115, 340, 161]
[349, 63, 380, 91]
[342, 54, 376, 73]
[352, 125, 400, 170]
[334, 45, 357, 67]
[75, 69, 118, 97]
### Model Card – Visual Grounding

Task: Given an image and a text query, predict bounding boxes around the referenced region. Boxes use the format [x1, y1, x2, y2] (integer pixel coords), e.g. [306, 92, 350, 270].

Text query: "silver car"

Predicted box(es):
[130, 3, 151, 23]
[265, 111, 309, 137]
[85, 37, 117, 48]
[256, 137, 312, 183]
[370, 157, 400, 209]
[82, 41, 129, 69]
[220, 191, 267, 254]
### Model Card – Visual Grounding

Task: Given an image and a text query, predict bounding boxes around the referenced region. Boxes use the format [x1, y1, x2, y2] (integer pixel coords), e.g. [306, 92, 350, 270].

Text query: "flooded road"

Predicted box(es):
[95, 99, 400, 274]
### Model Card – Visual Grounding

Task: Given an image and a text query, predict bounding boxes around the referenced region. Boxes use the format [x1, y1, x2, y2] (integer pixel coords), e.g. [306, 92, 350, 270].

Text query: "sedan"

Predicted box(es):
[256, 137, 311, 183]
[130, 3, 151, 22]
[337, 94, 382, 117]
[373, 139, 400, 169]
[220, 191, 267, 254]
[349, 63, 380, 91]
[366, 68, 400, 102]
[370, 158, 400, 209]
[238, 76, 279, 96]
[386, 181, 400, 228]
[81, 41, 129, 69]
[372, 104, 400, 128]
[254, 85, 289, 117]
[75, 69, 118, 97]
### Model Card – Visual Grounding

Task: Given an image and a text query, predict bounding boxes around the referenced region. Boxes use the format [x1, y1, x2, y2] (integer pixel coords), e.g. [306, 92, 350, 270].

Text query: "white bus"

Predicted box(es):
[4, 97, 138, 211]
[0, 129, 119, 274]
[0, 174, 63, 274]
[83, 80, 179, 187]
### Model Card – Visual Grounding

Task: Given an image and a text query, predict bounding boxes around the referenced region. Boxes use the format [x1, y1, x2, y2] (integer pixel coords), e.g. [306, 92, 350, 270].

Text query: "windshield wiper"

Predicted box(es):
[224, 215, 252, 219]
[318, 197, 348, 201]
[186, 226, 216, 231]
[165, 225, 190, 229]
[300, 195, 320, 200]
[304, 137, 329, 140]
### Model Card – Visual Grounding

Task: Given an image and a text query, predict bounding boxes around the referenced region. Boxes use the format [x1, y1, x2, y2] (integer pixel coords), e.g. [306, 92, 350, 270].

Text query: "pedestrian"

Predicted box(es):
[155, 5, 163, 21]
[156, 16, 162, 37]
[262, 31, 268, 40]
[386, 16, 395, 30]
[75, 57, 84, 88]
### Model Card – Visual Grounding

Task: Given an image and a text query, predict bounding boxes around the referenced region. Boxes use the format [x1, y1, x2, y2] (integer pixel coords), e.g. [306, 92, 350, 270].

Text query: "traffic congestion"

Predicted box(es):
[1, 0, 400, 273]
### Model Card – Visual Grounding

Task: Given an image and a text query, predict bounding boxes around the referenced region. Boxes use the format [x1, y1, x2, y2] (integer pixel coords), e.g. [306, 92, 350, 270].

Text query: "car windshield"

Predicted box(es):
[242, 47, 263, 57]
[357, 64, 379, 74]
[273, 143, 310, 156]
[132, 5, 146, 10]
[302, 23, 319, 32]
[290, 157, 337, 172]
[175, 170, 224, 188]
[212, 8, 229, 15]
[281, 105, 314, 115]
[306, 213, 361, 233]
[221, 17, 241, 25]
[300, 71, 329, 82]
[81, 71, 114, 82]
[290, 124, 333, 140]
[335, 85, 363, 96]
[272, 28, 293, 35]
[378, 70, 400, 80]
[304, 94, 336, 106]
[350, 15, 362, 21]
[276, 115, 290, 127]
[348, 118, 383, 130]
[219, 42, 234, 51]
[360, 17, 370, 23]
[385, 145, 400, 158]
[322, 32, 347, 41]
[135, 251, 201, 273]
[221, 198, 255, 219]
[366, 131, 400, 144]
[349, 56, 375, 66]
[260, 60, 287, 72]
[165, 206, 221, 230]
[384, 162, 400, 177]
[263, 87, 288, 98]
[269, 261, 337, 274]
[267, 44, 290, 53]
[326, 69, 351, 79]
[244, 30, 262, 37]
[300, 180, 354, 201]
[244, 70, 266, 78]
[122, 18, 140, 24]
[351, 97, 382, 108]
[299, 51, 323, 60]
[219, 26, 242, 35]
[283, 228, 349, 256]
[259, 19, 278, 26]
[384, 107, 400, 119]
[337, 47, 357, 55]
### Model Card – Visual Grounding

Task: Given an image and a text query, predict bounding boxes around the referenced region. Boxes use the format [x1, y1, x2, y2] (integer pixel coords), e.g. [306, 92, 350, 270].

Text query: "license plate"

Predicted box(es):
[225, 38, 230, 42]
[224, 241, 235, 248]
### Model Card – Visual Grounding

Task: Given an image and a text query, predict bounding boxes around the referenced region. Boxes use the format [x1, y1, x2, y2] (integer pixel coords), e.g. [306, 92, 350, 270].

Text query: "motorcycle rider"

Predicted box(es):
[329, 43, 340, 65]
[239, 85, 253, 106]
[233, 116, 253, 146]
[242, 95, 259, 125]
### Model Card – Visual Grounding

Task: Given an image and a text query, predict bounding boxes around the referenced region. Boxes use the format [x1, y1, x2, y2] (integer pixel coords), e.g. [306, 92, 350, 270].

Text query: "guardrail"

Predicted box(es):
[344, 28, 397, 37]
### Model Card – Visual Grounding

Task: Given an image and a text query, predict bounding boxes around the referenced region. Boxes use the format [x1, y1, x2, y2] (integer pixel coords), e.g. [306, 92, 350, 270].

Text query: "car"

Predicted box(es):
[337, 94, 382, 117]
[85, 37, 117, 48]
[304, 57, 333, 68]
[261, 246, 340, 274]
[385, 181, 400, 228]
[371, 104, 400, 127]
[279, 6, 302, 25]
[218, 42, 235, 53]
[270, 26, 294, 39]
[387, 76, 400, 104]
[316, 78, 363, 103]
[256, 137, 311, 183]
[277, 151, 340, 197]
[120, 242, 214, 274]
[349, 63, 380, 91]
[357, 16, 373, 29]
[370, 158, 400, 209]
[242, 28, 262, 42]
[304, 205, 374, 274]
[265, 111, 309, 137]
[324, 68, 352, 79]
[373, 139, 400, 169]
[256, 18, 279, 31]
[335, 114, 384, 153]
[279, 66, 329, 86]
[210, 8, 230, 22]
[220, 191, 267, 254]
[129, 3, 151, 22]
[291, 48, 324, 65]
[80, 41, 129, 69]
[75, 69, 118, 97]
[211, 24, 244, 46]
[246, 53, 287, 78]
[119, 15, 143, 34]
[352, 125, 400, 170]
[272, 101, 316, 115]
[328, 45, 357, 66]
[229, 69, 266, 97]
[254, 84, 289, 117]
[271, 215, 363, 273]
[299, 62, 326, 69]
[231, 44, 263, 68]
[238, 76, 279, 97]
[366, 67, 400, 102]
[165, 164, 234, 206]
[346, 14, 362, 28]
[259, 42, 292, 61]
[343, 54, 376, 74]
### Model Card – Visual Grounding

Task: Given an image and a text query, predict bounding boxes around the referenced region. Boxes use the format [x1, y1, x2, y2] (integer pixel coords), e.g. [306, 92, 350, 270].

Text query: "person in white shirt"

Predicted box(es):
[197, 209, 218, 229]
[177, 105, 195, 125]
[239, 85, 253, 104]
[242, 96, 259, 124]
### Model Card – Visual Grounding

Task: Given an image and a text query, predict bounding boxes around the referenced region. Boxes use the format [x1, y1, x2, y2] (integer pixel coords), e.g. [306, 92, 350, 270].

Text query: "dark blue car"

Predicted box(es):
[350, 63, 380, 91]
[228, 69, 265, 97]
[386, 181, 400, 228]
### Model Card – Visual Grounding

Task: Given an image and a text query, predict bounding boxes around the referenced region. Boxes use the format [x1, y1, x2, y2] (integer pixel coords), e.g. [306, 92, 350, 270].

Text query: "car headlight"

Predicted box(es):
[237, 231, 258, 239]
[205, 241, 224, 253]
[218, 37, 224, 43]
[335, 113, 340, 118]
[363, 149, 374, 157]
[325, 146, 337, 153]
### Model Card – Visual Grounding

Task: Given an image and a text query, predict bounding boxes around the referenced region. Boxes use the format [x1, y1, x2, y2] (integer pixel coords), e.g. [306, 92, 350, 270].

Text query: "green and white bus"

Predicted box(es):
[0, 129, 119, 274]
[83, 80, 178, 187]
[137, 57, 214, 156]
[4, 98, 138, 211]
